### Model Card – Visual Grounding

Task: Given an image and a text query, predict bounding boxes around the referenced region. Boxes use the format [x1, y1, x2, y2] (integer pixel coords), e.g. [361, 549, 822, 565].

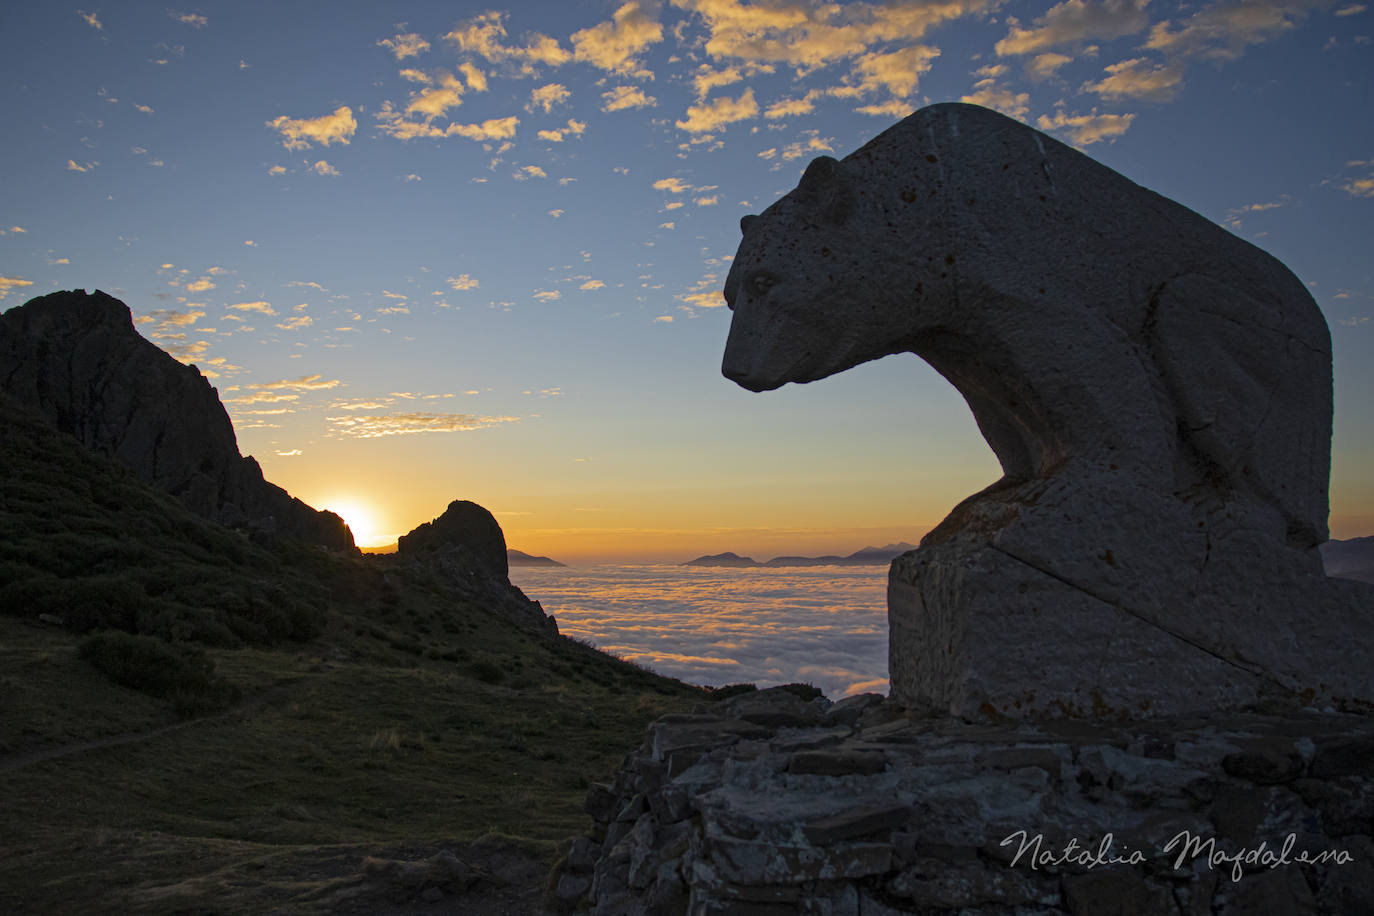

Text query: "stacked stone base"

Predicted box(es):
[558, 687, 1374, 915]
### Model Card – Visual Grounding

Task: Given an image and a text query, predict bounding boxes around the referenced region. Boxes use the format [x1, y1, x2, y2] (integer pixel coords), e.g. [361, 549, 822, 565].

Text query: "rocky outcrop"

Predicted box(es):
[720, 102, 1374, 718]
[561, 687, 1374, 914]
[399, 499, 508, 579]
[398, 500, 559, 638]
[0, 289, 353, 550]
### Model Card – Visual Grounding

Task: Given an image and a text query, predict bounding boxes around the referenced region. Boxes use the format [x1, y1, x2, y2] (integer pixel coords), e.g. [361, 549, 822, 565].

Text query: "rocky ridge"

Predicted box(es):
[398, 499, 559, 639]
[0, 289, 352, 550]
[559, 687, 1374, 914]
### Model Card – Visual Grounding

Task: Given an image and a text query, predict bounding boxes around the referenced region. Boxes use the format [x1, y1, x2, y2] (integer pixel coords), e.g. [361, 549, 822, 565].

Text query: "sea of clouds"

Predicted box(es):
[509, 565, 889, 699]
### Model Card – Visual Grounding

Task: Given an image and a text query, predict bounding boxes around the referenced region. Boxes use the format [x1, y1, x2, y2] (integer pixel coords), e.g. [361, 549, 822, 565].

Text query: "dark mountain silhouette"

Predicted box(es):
[508, 549, 566, 567]
[684, 551, 760, 567]
[0, 290, 352, 550]
[684, 543, 917, 567]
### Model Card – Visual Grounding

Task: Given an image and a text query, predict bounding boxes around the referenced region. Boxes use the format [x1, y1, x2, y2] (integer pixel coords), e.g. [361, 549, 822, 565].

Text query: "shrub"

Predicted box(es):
[777, 682, 824, 702]
[469, 657, 504, 685]
[705, 683, 758, 702]
[78, 631, 240, 718]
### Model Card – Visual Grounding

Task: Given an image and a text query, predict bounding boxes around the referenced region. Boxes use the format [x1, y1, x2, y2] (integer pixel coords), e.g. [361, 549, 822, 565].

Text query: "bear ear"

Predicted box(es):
[740, 214, 758, 235]
[798, 155, 853, 225]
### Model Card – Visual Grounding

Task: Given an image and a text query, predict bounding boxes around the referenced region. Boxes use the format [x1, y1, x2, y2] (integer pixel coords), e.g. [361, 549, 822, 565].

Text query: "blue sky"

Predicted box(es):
[2, 0, 1371, 560]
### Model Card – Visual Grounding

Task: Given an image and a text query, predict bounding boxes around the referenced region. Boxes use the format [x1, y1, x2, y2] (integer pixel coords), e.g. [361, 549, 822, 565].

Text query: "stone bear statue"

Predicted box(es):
[723, 102, 1373, 718]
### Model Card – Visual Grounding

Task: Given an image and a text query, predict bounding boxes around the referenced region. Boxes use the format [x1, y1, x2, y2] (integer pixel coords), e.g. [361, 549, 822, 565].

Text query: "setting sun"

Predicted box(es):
[324, 499, 388, 549]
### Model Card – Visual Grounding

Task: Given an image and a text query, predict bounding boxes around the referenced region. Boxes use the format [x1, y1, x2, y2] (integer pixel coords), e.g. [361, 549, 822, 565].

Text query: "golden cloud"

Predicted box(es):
[675, 87, 757, 133]
[444, 11, 571, 67]
[461, 62, 489, 91]
[996, 0, 1151, 56]
[245, 374, 340, 391]
[571, 0, 663, 76]
[0, 276, 35, 299]
[530, 82, 571, 112]
[448, 274, 480, 291]
[673, 0, 994, 70]
[378, 31, 431, 60]
[266, 106, 357, 150]
[228, 300, 275, 315]
[327, 412, 520, 438]
[960, 79, 1030, 120]
[602, 85, 657, 111]
[1082, 57, 1184, 102]
[1036, 108, 1136, 145]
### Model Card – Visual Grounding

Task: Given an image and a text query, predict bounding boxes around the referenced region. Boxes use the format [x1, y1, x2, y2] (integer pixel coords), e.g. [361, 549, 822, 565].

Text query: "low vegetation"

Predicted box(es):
[0, 400, 708, 913]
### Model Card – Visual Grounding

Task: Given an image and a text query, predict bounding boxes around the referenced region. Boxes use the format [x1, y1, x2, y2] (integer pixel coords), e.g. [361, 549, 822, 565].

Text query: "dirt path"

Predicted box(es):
[0, 680, 298, 774]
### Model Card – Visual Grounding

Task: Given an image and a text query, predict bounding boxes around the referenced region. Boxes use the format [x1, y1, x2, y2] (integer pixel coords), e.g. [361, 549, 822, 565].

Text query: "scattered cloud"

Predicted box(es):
[516, 164, 548, 180]
[444, 10, 571, 69]
[693, 65, 743, 99]
[170, 11, 208, 28]
[277, 315, 313, 330]
[533, 289, 562, 301]
[854, 99, 915, 118]
[377, 305, 410, 315]
[654, 315, 674, 322]
[461, 61, 488, 91]
[695, 195, 719, 206]
[228, 300, 275, 315]
[133, 103, 154, 114]
[276, 449, 303, 457]
[1336, 3, 1367, 15]
[601, 84, 657, 111]
[67, 159, 97, 172]
[245, 374, 340, 391]
[580, 279, 606, 290]
[377, 31, 430, 60]
[778, 130, 834, 161]
[327, 412, 520, 438]
[0, 276, 36, 299]
[1036, 108, 1135, 145]
[765, 91, 820, 119]
[78, 9, 102, 31]
[448, 274, 480, 291]
[676, 87, 757, 133]
[1027, 51, 1074, 80]
[847, 44, 941, 98]
[185, 278, 215, 293]
[1145, 0, 1324, 62]
[266, 106, 357, 150]
[549, 208, 565, 217]
[960, 76, 1030, 120]
[674, 0, 994, 71]
[1338, 161, 1374, 198]
[225, 391, 299, 405]
[530, 82, 571, 113]
[995, 0, 1151, 57]
[653, 177, 691, 194]
[538, 117, 587, 142]
[268, 164, 287, 176]
[570, 0, 663, 76]
[310, 159, 341, 176]
[1082, 57, 1184, 102]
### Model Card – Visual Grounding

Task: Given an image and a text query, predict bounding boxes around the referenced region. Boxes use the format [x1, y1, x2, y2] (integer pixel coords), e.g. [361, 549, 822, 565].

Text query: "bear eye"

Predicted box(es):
[748, 272, 777, 297]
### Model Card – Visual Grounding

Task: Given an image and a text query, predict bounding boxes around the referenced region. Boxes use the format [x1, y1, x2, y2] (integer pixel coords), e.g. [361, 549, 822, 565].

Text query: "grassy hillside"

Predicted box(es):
[0, 400, 707, 913]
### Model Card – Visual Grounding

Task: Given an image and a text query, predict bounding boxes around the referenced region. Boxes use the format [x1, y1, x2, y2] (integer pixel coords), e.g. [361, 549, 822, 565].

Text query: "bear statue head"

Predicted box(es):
[721, 154, 917, 392]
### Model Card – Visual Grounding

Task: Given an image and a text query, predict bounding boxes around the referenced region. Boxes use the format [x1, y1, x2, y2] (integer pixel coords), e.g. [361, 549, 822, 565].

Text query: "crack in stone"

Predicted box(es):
[987, 543, 1275, 683]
